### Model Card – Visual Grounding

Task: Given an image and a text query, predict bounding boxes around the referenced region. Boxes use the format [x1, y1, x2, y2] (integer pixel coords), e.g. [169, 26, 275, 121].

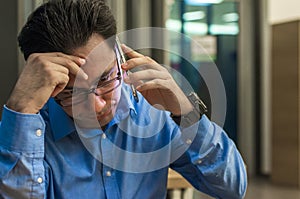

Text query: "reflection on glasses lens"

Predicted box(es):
[55, 48, 123, 107]
[56, 78, 121, 107]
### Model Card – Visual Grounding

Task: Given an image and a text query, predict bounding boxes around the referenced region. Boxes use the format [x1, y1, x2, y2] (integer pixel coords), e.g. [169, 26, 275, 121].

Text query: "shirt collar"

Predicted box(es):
[48, 84, 137, 141]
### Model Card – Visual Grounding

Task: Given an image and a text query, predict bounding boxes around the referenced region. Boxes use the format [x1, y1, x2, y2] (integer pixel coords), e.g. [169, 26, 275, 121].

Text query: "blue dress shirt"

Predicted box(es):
[0, 84, 247, 199]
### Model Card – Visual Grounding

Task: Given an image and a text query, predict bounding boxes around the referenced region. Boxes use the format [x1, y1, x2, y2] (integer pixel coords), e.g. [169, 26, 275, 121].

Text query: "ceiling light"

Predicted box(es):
[209, 24, 239, 35]
[185, 0, 224, 6]
[222, 13, 239, 22]
[183, 11, 205, 21]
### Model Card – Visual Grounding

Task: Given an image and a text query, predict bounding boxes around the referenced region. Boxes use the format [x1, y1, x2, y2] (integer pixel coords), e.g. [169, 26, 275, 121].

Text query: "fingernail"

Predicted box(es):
[79, 58, 86, 65]
[121, 44, 131, 52]
[80, 70, 88, 80]
[122, 62, 128, 69]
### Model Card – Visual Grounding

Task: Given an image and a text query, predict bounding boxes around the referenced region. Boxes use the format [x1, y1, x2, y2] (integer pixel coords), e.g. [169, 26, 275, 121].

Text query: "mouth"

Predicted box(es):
[72, 105, 111, 119]
[72, 99, 118, 122]
[97, 108, 112, 118]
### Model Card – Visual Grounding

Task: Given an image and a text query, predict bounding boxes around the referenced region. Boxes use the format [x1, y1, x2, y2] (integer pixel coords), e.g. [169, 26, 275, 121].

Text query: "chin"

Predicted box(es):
[97, 114, 113, 127]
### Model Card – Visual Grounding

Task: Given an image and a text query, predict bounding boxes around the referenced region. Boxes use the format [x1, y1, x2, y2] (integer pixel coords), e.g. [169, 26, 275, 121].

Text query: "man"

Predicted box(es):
[0, 0, 247, 198]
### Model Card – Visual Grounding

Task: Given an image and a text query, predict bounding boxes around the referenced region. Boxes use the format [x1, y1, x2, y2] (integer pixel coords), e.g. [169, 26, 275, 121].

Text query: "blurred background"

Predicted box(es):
[1, 0, 300, 198]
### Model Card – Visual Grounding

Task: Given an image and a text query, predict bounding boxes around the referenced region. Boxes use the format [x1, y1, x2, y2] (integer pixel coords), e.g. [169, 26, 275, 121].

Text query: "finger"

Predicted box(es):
[55, 52, 86, 65]
[124, 69, 169, 84]
[122, 57, 160, 71]
[50, 72, 70, 97]
[50, 55, 88, 80]
[40, 52, 86, 66]
[136, 79, 168, 92]
[47, 62, 71, 93]
[132, 80, 144, 88]
[51, 63, 70, 75]
[56, 53, 88, 79]
[121, 44, 144, 58]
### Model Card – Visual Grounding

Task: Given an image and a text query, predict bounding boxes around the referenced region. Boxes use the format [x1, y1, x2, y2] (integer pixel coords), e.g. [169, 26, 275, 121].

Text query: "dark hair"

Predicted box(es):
[18, 0, 117, 60]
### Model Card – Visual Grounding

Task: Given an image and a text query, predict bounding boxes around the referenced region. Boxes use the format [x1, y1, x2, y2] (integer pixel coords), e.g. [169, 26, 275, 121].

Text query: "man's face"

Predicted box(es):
[59, 34, 122, 128]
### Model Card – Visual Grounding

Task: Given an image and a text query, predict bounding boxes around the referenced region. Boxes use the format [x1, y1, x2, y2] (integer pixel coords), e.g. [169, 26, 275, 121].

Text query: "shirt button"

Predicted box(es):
[102, 133, 107, 139]
[37, 177, 43, 184]
[36, 129, 42, 137]
[197, 159, 202, 164]
[186, 139, 192, 145]
[106, 171, 111, 177]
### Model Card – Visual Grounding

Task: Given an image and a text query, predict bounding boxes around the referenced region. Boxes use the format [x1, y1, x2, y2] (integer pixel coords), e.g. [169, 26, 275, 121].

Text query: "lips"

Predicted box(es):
[73, 106, 112, 120]
[97, 108, 111, 118]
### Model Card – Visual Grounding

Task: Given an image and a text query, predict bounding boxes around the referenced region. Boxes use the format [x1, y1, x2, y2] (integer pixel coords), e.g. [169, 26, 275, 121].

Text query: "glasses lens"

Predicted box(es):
[57, 78, 121, 107]
[58, 92, 86, 107]
[57, 62, 122, 107]
[95, 77, 121, 95]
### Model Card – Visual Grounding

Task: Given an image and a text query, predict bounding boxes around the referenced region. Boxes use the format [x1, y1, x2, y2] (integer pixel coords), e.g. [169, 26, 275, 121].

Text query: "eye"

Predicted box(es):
[59, 90, 73, 97]
[100, 75, 109, 81]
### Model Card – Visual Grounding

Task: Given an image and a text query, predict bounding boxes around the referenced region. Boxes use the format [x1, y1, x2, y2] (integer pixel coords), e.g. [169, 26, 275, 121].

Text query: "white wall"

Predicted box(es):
[269, 0, 300, 24]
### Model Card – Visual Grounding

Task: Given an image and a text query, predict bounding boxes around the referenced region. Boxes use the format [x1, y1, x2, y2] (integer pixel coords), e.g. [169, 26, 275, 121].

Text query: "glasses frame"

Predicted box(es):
[55, 47, 123, 107]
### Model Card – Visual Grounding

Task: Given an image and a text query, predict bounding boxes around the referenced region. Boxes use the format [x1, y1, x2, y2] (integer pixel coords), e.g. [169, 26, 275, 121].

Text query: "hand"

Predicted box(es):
[121, 45, 193, 116]
[6, 52, 88, 114]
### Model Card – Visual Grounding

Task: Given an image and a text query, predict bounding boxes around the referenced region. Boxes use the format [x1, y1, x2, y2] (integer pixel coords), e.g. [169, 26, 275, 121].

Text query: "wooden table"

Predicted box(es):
[167, 169, 192, 189]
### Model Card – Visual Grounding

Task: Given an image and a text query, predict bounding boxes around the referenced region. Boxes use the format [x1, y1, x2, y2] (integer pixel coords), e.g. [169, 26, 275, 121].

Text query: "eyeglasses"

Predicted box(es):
[55, 50, 122, 107]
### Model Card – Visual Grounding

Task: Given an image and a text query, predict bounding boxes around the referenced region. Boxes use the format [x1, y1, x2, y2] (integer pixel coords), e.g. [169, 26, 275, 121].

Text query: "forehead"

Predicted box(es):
[68, 34, 117, 87]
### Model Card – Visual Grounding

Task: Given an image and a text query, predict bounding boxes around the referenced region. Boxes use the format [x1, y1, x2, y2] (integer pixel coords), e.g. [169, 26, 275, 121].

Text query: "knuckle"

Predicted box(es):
[53, 73, 69, 87]
[161, 66, 168, 72]
[43, 61, 53, 71]
[63, 74, 70, 83]
[56, 52, 64, 57]
[128, 73, 136, 82]
[65, 60, 75, 67]
[29, 53, 43, 63]
[127, 59, 135, 66]
[148, 70, 155, 76]
[153, 79, 159, 84]
[46, 69, 56, 79]
[62, 67, 70, 74]
[144, 56, 154, 63]
[27, 53, 38, 61]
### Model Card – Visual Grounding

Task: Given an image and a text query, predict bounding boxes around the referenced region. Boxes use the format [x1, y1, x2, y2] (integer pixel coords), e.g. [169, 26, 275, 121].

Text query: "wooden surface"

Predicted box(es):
[167, 169, 192, 189]
[271, 20, 300, 187]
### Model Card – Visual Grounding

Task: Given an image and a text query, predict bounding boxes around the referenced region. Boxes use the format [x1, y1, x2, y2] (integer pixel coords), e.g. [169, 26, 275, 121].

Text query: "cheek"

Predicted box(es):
[112, 87, 122, 102]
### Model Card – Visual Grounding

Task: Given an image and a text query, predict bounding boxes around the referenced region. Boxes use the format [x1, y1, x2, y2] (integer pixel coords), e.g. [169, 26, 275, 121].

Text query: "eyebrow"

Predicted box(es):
[63, 63, 117, 91]
[101, 65, 115, 78]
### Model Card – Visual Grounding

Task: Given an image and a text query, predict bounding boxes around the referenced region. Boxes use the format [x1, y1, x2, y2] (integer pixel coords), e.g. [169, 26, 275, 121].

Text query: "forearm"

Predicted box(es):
[0, 106, 46, 198]
[171, 115, 247, 199]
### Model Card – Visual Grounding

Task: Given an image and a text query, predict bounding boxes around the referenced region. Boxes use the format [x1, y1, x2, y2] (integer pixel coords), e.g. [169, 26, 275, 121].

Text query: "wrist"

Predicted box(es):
[171, 92, 207, 128]
[7, 97, 39, 114]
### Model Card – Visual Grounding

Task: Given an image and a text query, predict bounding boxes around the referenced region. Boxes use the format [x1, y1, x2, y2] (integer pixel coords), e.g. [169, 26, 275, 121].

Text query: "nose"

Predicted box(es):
[89, 94, 106, 113]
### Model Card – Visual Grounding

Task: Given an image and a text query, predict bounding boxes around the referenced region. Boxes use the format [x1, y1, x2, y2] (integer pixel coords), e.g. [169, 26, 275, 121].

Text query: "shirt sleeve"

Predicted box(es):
[0, 105, 46, 199]
[170, 115, 247, 199]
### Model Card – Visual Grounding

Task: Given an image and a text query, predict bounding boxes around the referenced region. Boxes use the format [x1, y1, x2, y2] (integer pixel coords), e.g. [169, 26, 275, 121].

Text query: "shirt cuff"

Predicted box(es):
[0, 105, 45, 153]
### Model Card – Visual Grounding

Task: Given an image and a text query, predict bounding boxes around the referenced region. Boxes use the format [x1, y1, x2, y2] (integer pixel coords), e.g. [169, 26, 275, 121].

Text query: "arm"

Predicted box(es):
[0, 106, 46, 198]
[170, 116, 247, 199]
[121, 45, 247, 198]
[0, 52, 86, 198]
[7, 52, 87, 114]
